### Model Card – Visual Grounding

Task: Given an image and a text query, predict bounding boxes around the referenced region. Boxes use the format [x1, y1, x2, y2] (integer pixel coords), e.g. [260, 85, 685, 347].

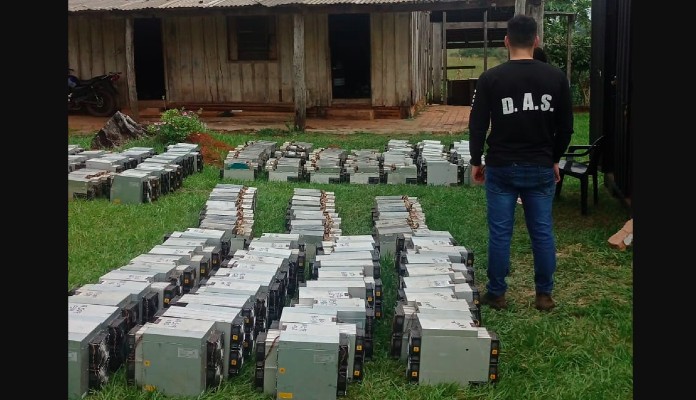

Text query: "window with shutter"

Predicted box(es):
[227, 16, 277, 61]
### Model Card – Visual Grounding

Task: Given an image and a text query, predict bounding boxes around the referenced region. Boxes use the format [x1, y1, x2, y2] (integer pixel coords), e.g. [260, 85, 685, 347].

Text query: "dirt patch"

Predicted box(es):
[186, 132, 235, 168]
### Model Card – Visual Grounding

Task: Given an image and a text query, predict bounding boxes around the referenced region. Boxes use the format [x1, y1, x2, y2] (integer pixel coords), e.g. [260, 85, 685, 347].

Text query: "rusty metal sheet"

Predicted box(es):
[69, 0, 488, 12]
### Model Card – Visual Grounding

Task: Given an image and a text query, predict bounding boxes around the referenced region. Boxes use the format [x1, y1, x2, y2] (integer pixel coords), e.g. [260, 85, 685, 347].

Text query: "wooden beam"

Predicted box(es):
[124, 17, 139, 121]
[448, 41, 505, 49]
[545, 11, 577, 16]
[565, 13, 574, 82]
[529, 0, 544, 46]
[442, 11, 447, 105]
[431, 22, 442, 103]
[445, 21, 507, 30]
[483, 10, 488, 71]
[293, 13, 306, 131]
[515, 0, 527, 16]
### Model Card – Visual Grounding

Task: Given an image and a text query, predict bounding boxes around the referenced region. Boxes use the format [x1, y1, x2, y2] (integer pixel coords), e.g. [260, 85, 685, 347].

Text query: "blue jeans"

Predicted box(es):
[484, 163, 557, 296]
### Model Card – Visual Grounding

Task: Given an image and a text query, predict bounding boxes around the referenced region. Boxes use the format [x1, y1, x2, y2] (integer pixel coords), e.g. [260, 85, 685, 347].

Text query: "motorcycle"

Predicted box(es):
[68, 68, 121, 117]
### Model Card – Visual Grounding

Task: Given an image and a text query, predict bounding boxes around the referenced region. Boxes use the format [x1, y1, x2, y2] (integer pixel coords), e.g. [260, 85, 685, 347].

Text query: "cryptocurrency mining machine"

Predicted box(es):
[403, 314, 499, 386]
[195, 277, 274, 340]
[76, 280, 159, 326]
[278, 306, 365, 385]
[285, 188, 341, 266]
[68, 302, 135, 399]
[266, 141, 313, 182]
[206, 258, 287, 332]
[255, 322, 348, 400]
[129, 316, 225, 397]
[109, 169, 160, 204]
[385, 218, 500, 386]
[414, 140, 461, 186]
[68, 169, 113, 200]
[170, 292, 257, 373]
[222, 141, 277, 180]
[371, 195, 428, 258]
[154, 304, 240, 379]
[68, 318, 112, 399]
[68, 289, 141, 336]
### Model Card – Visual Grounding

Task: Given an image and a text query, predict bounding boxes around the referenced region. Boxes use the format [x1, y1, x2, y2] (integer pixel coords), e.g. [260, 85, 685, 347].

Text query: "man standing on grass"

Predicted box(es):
[467, 14, 574, 311]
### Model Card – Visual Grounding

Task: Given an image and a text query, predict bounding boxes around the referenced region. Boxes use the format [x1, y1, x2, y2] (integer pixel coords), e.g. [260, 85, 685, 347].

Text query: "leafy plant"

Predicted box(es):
[146, 108, 207, 145]
[284, 119, 305, 133]
[544, 0, 593, 106]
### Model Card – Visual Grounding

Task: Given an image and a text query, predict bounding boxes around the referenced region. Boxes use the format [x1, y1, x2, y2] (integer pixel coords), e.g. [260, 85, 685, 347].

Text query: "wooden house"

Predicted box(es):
[68, 0, 515, 125]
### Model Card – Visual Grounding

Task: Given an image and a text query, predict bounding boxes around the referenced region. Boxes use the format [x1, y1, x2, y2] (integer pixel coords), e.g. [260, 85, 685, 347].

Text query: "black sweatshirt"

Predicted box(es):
[468, 59, 574, 167]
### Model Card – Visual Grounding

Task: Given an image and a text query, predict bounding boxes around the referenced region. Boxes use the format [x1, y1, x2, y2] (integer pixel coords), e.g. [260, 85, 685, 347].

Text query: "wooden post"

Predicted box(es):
[565, 14, 574, 82]
[431, 22, 442, 103]
[442, 11, 447, 105]
[124, 17, 139, 122]
[515, 0, 527, 16]
[293, 13, 306, 131]
[529, 0, 545, 46]
[483, 10, 488, 71]
[425, 17, 432, 103]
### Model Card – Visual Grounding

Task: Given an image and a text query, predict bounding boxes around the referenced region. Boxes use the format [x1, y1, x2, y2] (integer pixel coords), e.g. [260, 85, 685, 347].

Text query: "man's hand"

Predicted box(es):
[472, 165, 485, 183]
[553, 163, 561, 183]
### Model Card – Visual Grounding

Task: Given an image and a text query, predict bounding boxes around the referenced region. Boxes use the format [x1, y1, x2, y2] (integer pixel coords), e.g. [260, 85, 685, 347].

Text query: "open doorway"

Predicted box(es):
[329, 14, 371, 100]
[134, 18, 166, 101]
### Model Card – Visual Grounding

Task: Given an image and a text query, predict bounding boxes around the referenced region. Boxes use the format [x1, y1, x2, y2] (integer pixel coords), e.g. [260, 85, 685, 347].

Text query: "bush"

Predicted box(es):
[146, 108, 207, 145]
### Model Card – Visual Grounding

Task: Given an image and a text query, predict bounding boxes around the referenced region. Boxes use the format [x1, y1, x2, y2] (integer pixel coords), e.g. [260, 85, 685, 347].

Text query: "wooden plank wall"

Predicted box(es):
[370, 12, 414, 107]
[163, 15, 284, 104]
[278, 15, 294, 103]
[68, 15, 131, 109]
[411, 12, 419, 105]
[302, 14, 331, 107]
[410, 11, 431, 106]
[274, 13, 331, 107]
[161, 14, 329, 105]
[423, 12, 431, 103]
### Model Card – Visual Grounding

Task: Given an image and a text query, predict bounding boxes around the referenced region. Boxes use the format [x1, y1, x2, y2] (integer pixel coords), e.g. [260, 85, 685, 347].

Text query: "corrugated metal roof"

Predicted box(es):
[68, 0, 251, 12]
[68, 0, 483, 12]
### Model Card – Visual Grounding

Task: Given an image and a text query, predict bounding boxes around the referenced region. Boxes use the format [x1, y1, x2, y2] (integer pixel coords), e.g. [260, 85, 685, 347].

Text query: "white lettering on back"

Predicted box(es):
[501, 94, 555, 115]
[502, 97, 514, 114]
[522, 93, 535, 110]
[540, 94, 553, 111]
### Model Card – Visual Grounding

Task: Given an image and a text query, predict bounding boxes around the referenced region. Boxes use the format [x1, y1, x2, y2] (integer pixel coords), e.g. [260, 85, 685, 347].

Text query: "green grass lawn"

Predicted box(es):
[69, 112, 633, 399]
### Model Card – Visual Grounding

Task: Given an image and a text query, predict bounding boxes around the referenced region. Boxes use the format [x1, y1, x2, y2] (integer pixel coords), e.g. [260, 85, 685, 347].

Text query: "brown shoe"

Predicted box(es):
[480, 292, 507, 310]
[535, 293, 556, 311]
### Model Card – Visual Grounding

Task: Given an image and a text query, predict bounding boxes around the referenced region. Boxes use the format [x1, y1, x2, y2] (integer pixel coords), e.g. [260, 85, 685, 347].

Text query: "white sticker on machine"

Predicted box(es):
[178, 348, 199, 359]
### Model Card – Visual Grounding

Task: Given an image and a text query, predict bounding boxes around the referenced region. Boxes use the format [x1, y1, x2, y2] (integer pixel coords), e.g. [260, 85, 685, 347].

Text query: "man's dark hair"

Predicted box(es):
[533, 47, 548, 63]
[506, 14, 538, 48]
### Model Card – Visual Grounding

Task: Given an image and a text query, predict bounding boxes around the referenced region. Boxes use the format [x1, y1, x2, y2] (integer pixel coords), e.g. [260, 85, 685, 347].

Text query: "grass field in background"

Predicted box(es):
[446, 54, 506, 80]
[447, 48, 507, 80]
[68, 112, 633, 399]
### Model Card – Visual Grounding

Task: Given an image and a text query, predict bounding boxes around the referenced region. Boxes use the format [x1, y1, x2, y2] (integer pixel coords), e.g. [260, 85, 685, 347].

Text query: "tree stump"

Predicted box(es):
[90, 111, 149, 149]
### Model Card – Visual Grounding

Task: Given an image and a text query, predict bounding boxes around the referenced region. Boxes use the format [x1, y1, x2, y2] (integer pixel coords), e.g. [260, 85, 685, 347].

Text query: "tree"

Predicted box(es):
[543, 0, 592, 106]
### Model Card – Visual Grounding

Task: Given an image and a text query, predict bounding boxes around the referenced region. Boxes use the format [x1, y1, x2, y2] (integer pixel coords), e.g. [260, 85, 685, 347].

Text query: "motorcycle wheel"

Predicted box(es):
[85, 88, 117, 117]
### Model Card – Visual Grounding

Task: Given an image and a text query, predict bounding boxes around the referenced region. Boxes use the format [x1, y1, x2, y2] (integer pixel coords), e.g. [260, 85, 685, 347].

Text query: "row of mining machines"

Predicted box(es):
[221, 139, 484, 186]
[252, 188, 384, 399]
[68, 183, 259, 398]
[68, 185, 381, 400]
[371, 195, 501, 386]
[67, 142, 203, 203]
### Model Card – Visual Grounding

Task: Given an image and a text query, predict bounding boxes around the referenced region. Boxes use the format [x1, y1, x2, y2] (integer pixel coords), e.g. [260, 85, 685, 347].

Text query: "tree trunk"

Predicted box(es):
[90, 111, 149, 149]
